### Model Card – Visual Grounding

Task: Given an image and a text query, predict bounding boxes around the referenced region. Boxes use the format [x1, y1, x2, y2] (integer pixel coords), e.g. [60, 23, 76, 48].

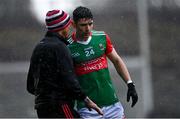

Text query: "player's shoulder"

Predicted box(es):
[91, 30, 106, 36]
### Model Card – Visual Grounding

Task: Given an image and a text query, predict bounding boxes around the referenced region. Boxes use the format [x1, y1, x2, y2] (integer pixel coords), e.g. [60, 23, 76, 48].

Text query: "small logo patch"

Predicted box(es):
[99, 44, 104, 50]
[72, 53, 80, 57]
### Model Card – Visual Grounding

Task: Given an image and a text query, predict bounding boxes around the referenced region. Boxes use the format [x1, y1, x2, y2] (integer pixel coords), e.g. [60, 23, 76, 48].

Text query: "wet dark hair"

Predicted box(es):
[73, 6, 93, 23]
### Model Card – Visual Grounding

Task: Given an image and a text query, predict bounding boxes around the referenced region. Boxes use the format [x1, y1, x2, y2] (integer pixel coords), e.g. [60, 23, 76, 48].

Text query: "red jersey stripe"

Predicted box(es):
[62, 104, 72, 118]
[64, 104, 74, 118]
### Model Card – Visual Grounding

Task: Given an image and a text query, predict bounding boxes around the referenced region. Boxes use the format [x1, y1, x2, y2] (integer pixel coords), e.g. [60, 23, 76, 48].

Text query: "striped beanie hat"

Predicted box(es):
[45, 10, 71, 32]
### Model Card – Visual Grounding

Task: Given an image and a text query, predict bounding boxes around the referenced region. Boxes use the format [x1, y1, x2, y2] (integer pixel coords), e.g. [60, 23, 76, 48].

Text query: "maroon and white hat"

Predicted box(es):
[45, 10, 71, 32]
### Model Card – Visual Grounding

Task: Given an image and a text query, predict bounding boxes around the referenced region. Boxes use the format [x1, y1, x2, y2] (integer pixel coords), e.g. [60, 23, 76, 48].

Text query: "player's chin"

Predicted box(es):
[84, 35, 89, 39]
[84, 33, 90, 38]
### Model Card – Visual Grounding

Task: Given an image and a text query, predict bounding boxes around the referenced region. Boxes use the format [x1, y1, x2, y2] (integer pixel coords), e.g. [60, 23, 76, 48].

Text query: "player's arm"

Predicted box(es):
[27, 48, 38, 95]
[105, 33, 131, 83]
[27, 62, 35, 95]
[106, 34, 138, 107]
[107, 49, 131, 83]
[107, 47, 138, 107]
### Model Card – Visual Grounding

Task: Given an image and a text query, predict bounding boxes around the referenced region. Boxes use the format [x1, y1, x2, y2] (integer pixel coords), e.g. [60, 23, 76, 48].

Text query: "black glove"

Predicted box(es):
[127, 83, 138, 107]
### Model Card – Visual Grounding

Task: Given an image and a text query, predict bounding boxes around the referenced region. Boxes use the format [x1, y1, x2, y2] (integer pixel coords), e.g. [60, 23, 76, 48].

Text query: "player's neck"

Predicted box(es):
[75, 34, 88, 41]
[75, 31, 92, 41]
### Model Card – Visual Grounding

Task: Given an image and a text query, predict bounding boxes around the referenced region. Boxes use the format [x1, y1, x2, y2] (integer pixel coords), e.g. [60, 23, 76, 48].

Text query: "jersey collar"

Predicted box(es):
[72, 32, 92, 45]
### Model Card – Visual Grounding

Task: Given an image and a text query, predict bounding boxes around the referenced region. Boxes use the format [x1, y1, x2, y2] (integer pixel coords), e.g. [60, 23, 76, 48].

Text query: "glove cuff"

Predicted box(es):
[127, 82, 135, 89]
[127, 79, 133, 84]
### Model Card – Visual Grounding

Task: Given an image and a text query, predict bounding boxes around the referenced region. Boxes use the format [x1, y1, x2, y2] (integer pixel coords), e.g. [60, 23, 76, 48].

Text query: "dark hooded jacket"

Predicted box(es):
[27, 31, 86, 108]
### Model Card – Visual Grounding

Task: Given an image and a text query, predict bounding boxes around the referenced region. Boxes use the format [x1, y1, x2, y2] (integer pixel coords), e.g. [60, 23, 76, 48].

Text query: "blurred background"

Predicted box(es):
[0, 0, 180, 118]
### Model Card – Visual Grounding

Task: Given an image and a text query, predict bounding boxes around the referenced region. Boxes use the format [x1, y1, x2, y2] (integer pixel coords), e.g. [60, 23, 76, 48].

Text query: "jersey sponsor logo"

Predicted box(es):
[75, 55, 108, 76]
[84, 62, 103, 71]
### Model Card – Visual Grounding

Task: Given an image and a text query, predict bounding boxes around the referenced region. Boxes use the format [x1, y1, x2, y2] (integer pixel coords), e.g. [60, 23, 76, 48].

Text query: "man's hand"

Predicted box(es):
[84, 97, 103, 115]
[127, 83, 138, 107]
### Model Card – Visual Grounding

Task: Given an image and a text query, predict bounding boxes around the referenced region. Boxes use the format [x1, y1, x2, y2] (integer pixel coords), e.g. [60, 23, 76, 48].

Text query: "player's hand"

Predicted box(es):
[127, 83, 138, 107]
[84, 97, 103, 115]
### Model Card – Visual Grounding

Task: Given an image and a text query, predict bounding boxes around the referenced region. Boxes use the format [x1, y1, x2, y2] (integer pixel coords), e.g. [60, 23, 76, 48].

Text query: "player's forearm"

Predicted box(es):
[107, 49, 132, 83]
[113, 56, 132, 84]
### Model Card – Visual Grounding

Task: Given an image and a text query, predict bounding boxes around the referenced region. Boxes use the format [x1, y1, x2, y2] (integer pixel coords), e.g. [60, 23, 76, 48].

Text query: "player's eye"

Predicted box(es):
[79, 22, 93, 27]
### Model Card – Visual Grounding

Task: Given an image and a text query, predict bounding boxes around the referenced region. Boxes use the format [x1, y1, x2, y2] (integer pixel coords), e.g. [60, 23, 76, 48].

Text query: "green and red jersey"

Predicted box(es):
[68, 30, 119, 109]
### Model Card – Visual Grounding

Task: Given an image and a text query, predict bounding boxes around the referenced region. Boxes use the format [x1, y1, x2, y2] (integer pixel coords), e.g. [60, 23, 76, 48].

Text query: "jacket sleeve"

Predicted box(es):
[27, 44, 41, 95]
[27, 52, 35, 95]
[56, 43, 86, 101]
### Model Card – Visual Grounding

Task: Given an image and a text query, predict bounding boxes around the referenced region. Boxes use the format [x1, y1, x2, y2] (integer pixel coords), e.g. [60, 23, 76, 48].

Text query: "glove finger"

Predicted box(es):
[131, 101, 136, 107]
[131, 95, 138, 107]
[127, 92, 130, 102]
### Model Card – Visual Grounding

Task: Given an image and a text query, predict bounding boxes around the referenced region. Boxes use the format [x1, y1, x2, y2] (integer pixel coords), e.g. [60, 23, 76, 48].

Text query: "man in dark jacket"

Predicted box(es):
[27, 9, 103, 118]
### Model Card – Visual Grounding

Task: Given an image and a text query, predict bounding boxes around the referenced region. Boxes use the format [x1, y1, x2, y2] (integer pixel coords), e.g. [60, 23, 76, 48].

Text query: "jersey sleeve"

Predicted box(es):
[105, 34, 114, 55]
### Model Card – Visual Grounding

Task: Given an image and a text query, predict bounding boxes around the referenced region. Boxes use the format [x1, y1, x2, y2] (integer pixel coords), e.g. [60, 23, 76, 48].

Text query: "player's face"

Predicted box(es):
[75, 18, 93, 39]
